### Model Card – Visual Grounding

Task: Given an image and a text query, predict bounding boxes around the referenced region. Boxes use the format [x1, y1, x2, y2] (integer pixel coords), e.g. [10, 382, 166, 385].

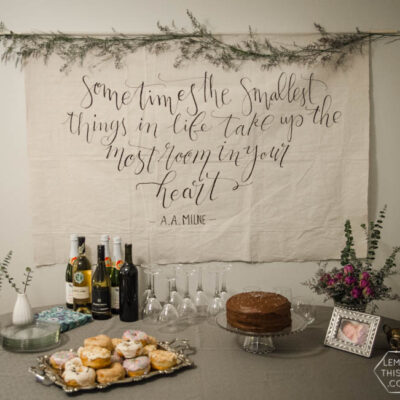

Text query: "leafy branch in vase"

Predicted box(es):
[0, 251, 33, 294]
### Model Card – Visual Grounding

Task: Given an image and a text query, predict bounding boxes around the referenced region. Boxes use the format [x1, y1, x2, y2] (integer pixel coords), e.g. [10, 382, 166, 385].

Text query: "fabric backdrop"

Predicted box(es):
[24, 35, 369, 265]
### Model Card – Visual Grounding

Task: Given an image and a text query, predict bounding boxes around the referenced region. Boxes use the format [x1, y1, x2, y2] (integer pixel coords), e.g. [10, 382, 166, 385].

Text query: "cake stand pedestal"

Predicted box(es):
[216, 311, 308, 355]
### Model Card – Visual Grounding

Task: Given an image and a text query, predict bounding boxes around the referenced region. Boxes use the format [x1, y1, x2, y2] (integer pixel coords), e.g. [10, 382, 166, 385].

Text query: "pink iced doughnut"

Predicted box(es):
[123, 356, 151, 377]
[122, 330, 156, 345]
[49, 350, 78, 370]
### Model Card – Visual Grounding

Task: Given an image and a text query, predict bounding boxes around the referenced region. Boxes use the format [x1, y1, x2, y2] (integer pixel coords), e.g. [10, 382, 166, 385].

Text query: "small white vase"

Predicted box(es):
[12, 293, 34, 326]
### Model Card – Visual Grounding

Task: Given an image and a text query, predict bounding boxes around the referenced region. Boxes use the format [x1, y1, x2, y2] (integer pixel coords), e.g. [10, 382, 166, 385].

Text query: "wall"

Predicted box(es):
[0, 0, 399, 319]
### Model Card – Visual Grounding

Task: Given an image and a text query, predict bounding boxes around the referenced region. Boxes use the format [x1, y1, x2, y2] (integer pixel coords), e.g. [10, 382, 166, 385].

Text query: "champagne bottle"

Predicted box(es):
[119, 244, 138, 322]
[100, 234, 112, 277]
[73, 236, 92, 314]
[92, 245, 112, 320]
[65, 234, 78, 309]
[110, 236, 123, 314]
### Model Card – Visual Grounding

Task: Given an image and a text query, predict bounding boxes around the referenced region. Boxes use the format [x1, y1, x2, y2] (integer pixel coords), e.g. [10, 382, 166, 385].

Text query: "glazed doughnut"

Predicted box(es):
[84, 334, 113, 351]
[79, 345, 112, 369]
[122, 330, 156, 346]
[49, 350, 77, 370]
[115, 340, 143, 359]
[96, 362, 126, 384]
[141, 344, 157, 356]
[150, 350, 177, 371]
[123, 356, 151, 377]
[62, 357, 96, 387]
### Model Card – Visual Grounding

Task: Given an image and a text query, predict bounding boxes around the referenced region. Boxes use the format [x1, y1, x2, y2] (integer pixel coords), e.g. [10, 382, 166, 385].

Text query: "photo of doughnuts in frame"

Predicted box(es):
[324, 307, 381, 358]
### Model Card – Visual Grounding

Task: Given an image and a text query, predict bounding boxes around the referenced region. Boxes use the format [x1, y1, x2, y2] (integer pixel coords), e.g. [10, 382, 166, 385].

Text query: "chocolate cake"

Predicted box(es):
[226, 291, 291, 332]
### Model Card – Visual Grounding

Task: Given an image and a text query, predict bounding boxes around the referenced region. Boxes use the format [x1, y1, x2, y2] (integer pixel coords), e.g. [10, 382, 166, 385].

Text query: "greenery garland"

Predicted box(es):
[0, 10, 399, 72]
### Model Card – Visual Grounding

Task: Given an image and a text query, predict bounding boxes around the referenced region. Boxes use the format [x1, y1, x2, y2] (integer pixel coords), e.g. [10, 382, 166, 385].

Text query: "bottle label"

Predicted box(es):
[70, 256, 77, 265]
[114, 260, 123, 271]
[92, 287, 111, 314]
[111, 287, 120, 309]
[105, 257, 112, 269]
[74, 271, 85, 284]
[66, 282, 73, 304]
[73, 285, 90, 299]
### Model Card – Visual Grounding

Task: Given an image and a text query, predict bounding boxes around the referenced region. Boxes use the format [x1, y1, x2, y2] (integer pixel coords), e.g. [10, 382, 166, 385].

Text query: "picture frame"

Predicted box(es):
[324, 306, 381, 358]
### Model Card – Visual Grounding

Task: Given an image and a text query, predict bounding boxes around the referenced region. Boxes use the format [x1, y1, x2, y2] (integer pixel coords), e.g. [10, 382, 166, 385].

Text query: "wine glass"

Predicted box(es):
[207, 270, 222, 317]
[158, 277, 179, 325]
[142, 266, 162, 324]
[169, 265, 183, 309]
[141, 264, 152, 310]
[177, 265, 197, 322]
[194, 266, 209, 317]
[292, 296, 316, 324]
[219, 263, 232, 308]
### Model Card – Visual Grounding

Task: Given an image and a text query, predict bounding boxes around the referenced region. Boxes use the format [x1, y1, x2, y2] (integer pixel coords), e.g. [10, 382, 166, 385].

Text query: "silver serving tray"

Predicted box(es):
[29, 339, 194, 393]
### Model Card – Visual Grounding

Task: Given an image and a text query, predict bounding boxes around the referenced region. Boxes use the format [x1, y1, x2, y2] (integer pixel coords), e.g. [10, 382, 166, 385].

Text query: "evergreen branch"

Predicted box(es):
[22, 267, 33, 294]
[0, 11, 399, 71]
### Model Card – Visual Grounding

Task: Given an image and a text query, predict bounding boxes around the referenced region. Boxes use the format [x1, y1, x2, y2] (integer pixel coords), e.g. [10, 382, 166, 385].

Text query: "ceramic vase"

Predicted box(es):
[12, 293, 34, 326]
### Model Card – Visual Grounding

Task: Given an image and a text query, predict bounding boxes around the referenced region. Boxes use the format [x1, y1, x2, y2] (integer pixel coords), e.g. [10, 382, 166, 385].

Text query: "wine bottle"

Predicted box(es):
[100, 234, 112, 277]
[73, 236, 92, 314]
[110, 236, 123, 314]
[92, 244, 112, 320]
[119, 244, 139, 322]
[65, 234, 78, 309]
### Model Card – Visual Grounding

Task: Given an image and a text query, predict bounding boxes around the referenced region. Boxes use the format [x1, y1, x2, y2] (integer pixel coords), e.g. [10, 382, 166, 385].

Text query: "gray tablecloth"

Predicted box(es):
[0, 306, 396, 400]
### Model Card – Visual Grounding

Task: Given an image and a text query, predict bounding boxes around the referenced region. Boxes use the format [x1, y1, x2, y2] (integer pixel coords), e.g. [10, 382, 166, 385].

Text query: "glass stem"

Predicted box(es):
[151, 273, 156, 298]
[171, 277, 178, 292]
[221, 270, 227, 293]
[184, 273, 190, 299]
[168, 279, 174, 304]
[214, 272, 220, 298]
[197, 267, 203, 291]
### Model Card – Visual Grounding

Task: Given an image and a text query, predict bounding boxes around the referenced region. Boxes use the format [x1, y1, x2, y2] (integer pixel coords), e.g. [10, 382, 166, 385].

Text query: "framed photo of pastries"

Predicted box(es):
[324, 307, 381, 358]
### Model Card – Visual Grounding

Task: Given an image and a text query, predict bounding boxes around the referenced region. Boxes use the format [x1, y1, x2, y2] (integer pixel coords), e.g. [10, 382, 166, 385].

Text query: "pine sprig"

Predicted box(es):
[0, 10, 399, 72]
[0, 251, 34, 294]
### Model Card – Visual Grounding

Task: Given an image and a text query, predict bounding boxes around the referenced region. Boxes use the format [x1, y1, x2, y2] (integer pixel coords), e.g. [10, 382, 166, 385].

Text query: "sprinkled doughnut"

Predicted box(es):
[123, 356, 151, 377]
[122, 330, 156, 346]
[49, 350, 77, 370]
[62, 357, 96, 387]
[115, 340, 143, 359]
[79, 345, 112, 369]
[150, 350, 177, 371]
[84, 334, 113, 351]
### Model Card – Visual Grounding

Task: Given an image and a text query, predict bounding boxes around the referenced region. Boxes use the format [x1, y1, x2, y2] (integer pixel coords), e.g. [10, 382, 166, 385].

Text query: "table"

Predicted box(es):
[0, 306, 397, 400]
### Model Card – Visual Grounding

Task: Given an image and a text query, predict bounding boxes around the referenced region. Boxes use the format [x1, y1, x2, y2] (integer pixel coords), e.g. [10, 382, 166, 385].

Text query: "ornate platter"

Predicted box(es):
[29, 339, 194, 393]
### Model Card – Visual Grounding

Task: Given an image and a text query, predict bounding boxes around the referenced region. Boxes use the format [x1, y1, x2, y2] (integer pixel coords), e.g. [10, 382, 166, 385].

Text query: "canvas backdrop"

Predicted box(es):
[24, 35, 369, 266]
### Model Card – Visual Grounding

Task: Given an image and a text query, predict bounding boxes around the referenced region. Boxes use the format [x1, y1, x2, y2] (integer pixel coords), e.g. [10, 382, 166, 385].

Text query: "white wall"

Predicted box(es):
[0, 0, 400, 319]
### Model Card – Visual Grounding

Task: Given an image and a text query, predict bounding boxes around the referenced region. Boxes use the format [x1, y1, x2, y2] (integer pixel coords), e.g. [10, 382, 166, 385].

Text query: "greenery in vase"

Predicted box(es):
[0, 250, 33, 294]
[304, 206, 400, 309]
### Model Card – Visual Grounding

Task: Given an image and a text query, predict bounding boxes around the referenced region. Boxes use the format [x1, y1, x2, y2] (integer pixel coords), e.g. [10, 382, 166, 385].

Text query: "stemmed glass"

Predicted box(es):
[177, 265, 197, 322]
[194, 266, 209, 317]
[142, 266, 162, 324]
[141, 265, 152, 310]
[169, 265, 183, 309]
[158, 277, 179, 325]
[207, 270, 223, 317]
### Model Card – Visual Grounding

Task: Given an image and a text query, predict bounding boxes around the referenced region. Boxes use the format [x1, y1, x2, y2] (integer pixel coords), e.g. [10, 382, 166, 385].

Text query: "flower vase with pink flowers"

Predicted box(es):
[304, 206, 400, 312]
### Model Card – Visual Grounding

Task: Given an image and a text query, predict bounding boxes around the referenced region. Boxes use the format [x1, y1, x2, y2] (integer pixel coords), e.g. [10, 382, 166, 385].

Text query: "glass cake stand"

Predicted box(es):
[216, 311, 308, 355]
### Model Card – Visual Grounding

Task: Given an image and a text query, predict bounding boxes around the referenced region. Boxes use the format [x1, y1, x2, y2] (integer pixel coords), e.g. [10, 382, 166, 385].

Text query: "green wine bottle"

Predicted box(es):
[110, 236, 122, 314]
[92, 244, 112, 320]
[101, 234, 112, 277]
[73, 236, 92, 314]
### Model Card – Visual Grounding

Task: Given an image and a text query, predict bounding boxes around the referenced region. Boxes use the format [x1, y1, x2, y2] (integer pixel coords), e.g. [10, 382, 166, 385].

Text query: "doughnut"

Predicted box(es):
[150, 350, 177, 371]
[141, 344, 157, 356]
[122, 330, 156, 346]
[84, 334, 113, 351]
[79, 345, 112, 369]
[111, 338, 124, 349]
[49, 350, 77, 370]
[96, 362, 126, 384]
[123, 356, 151, 377]
[115, 340, 143, 359]
[110, 350, 124, 364]
[62, 357, 96, 387]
